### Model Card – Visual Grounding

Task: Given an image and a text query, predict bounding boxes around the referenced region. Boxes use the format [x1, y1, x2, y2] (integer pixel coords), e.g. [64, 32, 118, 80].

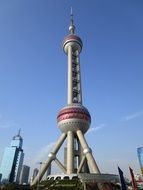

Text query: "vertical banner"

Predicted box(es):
[129, 166, 138, 190]
[118, 166, 127, 190]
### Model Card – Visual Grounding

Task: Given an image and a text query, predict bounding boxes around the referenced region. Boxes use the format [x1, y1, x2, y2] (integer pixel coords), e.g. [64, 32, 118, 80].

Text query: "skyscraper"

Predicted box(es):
[0, 173, 2, 183]
[43, 164, 51, 180]
[0, 130, 24, 184]
[137, 147, 143, 175]
[19, 165, 30, 185]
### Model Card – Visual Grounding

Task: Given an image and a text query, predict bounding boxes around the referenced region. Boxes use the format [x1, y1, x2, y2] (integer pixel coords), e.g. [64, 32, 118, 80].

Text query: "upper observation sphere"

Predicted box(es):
[63, 9, 83, 54]
[63, 34, 83, 54]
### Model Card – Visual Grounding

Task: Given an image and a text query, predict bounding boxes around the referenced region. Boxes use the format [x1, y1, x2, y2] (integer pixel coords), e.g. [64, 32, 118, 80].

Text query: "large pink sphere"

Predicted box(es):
[57, 104, 91, 134]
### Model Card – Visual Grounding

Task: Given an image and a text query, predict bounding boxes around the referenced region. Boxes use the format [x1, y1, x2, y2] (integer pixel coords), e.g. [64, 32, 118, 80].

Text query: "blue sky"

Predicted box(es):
[0, 0, 143, 178]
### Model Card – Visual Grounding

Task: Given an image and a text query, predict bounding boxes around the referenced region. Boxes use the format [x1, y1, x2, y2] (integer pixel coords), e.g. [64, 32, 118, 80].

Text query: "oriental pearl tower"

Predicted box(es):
[32, 10, 100, 186]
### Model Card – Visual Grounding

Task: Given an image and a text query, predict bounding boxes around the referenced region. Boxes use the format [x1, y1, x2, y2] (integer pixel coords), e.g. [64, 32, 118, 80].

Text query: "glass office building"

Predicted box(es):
[0, 173, 2, 183]
[19, 165, 30, 185]
[0, 130, 24, 183]
[137, 147, 143, 175]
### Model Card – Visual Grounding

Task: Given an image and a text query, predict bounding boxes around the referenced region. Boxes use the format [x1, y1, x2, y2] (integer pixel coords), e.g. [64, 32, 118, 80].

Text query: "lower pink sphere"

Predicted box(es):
[57, 104, 91, 134]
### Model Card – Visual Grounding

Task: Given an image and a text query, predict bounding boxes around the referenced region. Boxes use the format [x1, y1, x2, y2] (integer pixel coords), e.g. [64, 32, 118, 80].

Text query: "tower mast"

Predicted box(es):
[63, 10, 83, 105]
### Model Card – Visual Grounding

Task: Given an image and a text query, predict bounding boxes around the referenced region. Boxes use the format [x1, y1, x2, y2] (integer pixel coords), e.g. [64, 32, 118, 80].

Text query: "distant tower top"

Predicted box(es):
[13, 128, 22, 140]
[69, 7, 75, 34]
[11, 129, 23, 148]
[18, 128, 21, 136]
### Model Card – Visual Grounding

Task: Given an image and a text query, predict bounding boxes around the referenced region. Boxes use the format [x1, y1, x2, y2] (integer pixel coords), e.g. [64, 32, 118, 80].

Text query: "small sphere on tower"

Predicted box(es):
[57, 104, 91, 134]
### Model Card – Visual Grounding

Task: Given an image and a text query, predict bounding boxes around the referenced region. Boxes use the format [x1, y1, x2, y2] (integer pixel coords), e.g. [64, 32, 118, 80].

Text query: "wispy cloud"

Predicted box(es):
[25, 141, 60, 176]
[121, 111, 143, 121]
[0, 122, 17, 129]
[87, 123, 105, 134]
[32, 142, 56, 164]
[0, 114, 2, 120]
[0, 114, 17, 129]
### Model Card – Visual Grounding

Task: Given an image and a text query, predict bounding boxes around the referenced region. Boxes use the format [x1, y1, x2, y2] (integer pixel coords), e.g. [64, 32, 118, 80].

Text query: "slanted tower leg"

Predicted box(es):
[76, 130, 100, 173]
[77, 138, 89, 173]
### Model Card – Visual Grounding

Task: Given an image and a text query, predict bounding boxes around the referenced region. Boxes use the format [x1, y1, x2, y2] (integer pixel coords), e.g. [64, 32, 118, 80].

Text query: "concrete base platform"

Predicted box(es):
[36, 173, 120, 190]
[46, 173, 119, 183]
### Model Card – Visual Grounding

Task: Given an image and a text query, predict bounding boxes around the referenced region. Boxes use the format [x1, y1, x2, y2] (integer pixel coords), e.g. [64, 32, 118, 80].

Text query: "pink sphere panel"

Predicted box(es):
[57, 107, 91, 123]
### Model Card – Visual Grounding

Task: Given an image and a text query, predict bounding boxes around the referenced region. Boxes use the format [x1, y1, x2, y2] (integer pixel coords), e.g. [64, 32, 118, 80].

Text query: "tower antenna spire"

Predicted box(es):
[70, 7, 73, 23]
[18, 128, 21, 136]
[69, 7, 75, 34]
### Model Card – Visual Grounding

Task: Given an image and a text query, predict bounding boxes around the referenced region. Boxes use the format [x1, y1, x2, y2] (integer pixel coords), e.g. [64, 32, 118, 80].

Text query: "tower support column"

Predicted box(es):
[76, 130, 100, 173]
[67, 131, 74, 174]
[68, 45, 73, 104]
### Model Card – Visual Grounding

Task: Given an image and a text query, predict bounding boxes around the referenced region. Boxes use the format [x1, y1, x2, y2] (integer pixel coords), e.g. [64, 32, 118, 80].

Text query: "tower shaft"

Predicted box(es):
[67, 47, 82, 104]
[76, 130, 100, 173]
[67, 45, 73, 104]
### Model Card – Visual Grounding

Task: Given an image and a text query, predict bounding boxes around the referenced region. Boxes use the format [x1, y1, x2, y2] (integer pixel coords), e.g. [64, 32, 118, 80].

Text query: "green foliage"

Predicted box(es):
[1, 183, 30, 190]
[35, 179, 83, 190]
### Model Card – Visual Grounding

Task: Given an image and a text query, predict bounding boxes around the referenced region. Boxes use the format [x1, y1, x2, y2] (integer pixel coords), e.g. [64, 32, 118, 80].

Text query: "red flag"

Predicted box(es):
[129, 166, 138, 190]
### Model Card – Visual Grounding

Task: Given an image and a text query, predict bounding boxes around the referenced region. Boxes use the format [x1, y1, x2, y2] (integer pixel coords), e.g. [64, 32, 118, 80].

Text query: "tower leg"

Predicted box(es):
[31, 133, 67, 186]
[76, 130, 100, 173]
[77, 155, 86, 173]
[54, 158, 66, 173]
[67, 131, 74, 174]
[77, 138, 89, 173]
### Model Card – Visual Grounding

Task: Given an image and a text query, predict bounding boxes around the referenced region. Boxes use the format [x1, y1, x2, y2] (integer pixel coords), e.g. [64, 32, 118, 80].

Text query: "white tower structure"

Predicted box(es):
[32, 10, 100, 186]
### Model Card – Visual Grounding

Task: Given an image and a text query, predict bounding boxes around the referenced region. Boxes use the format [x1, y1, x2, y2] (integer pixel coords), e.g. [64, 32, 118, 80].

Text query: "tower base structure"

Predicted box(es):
[34, 173, 120, 190]
[46, 173, 119, 183]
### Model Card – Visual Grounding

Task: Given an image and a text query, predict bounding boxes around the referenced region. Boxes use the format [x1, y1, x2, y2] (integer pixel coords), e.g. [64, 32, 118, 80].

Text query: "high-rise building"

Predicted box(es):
[0, 130, 24, 184]
[19, 165, 30, 185]
[0, 173, 2, 183]
[43, 164, 51, 180]
[32, 168, 39, 180]
[137, 147, 143, 175]
[30, 168, 39, 185]
[46, 164, 51, 176]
